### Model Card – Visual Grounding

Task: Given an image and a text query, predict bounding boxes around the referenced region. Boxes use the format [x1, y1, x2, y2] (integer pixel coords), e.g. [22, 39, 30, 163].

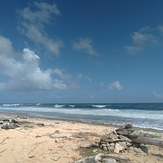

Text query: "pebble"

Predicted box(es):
[52, 155, 60, 161]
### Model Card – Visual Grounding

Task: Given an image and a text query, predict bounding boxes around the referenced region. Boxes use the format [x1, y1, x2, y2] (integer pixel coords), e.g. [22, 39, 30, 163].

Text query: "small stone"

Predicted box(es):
[110, 143, 115, 147]
[133, 147, 143, 153]
[103, 146, 108, 151]
[114, 143, 125, 153]
[107, 146, 114, 152]
[54, 130, 60, 134]
[95, 153, 103, 162]
[102, 158, 117, 163]
[36, 123, 44, 126]
[52, 155, 60, 161]
[128, 146, 134, 151]
[139, 145, 150, 153]
[124, 124, 132, 129]
[35, 135, 41, 138]
[29, 155, 35, 158]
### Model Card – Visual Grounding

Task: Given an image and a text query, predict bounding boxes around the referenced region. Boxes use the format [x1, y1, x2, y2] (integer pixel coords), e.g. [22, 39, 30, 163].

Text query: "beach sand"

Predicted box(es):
[0, 113, 163, 163]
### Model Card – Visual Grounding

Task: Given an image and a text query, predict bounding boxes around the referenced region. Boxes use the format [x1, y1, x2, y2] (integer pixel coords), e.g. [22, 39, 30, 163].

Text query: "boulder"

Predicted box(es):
[114, 143, 125, 153]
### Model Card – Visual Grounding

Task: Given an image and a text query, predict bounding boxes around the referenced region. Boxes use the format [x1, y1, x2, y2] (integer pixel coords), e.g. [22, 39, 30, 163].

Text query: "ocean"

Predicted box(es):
[0, 103, 163, 130]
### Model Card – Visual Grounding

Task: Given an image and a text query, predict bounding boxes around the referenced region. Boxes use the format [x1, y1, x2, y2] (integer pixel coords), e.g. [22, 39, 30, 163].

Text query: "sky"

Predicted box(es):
[0, 0, 163, 103]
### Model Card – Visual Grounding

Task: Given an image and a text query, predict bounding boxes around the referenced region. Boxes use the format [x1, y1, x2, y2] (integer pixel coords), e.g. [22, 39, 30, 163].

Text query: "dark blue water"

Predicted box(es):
[0, 103, 163, 130]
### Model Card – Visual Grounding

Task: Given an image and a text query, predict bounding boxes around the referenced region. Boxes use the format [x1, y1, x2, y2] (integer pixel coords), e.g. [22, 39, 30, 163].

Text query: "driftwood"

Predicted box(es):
[115, 124, 163, 148]
[130, 137, 163, 148]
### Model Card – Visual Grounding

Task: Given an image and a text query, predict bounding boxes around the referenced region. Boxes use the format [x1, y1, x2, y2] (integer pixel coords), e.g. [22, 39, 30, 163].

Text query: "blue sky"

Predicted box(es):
[0, 0, 163, 103]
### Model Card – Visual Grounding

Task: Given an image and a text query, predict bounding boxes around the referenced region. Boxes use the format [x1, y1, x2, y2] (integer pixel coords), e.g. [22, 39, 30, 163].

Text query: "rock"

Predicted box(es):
[114, 143, 125, 153]
[128, 146, 134, 151]
[133, 147, 143, 153]
[95, 153, 103, 162]
[36, 123, 44, 126]
[51, 155, 60, 161]
[107, 146, 114, 152]
[109, 143, 115, 147]
[116, 129, 134, 136]
[118, 142, 127, 149]
[1, 122, 18, 129]
[139, 145, 150, 153]
[102, 154, 130, 163]
[75, 156, 97, 163]
[123, 124, 132, 129]
[54, 130, 60, 134]
[128, 130, 145, 138]
[118, 135, 132, 142]
[103, 146, 108, 151]
[101, 133, 118, 143]
[102, 158, 117, 163]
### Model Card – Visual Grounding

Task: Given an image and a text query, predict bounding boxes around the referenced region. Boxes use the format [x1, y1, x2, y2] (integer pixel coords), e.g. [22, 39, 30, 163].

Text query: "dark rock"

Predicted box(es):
[54, 130, 60, 134]
[36, 123, 44, 127]
[139, 145, 150, 153]
[102, 154, 130, 163]
[123, 124, 132, 129]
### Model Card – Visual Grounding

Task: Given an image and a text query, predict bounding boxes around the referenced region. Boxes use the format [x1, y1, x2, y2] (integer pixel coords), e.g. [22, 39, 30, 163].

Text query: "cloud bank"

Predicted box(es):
[0, 35, 74, 91]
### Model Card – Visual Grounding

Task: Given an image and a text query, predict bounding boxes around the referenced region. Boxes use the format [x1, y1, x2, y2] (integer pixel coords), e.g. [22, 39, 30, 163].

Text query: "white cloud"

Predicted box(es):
[53, 80, 67, 90]
[125, 26, 157, 55]
[158, 25, 163, 33]
[124, 46, 143, 55]
[0, 35, 15, 56]
[153, 92, 163, 99]
[108, 81, 123, 90]
[0, 35, 69, 91]
[18, 2, 63, 56]
[73, 38, 98, 55]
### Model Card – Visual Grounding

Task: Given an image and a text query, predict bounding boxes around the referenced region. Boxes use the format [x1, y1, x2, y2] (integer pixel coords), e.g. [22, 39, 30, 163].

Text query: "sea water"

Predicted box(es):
[0, 103, 163, 130]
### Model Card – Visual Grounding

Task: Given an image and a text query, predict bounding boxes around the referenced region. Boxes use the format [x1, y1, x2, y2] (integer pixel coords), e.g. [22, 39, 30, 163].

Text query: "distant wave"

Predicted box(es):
[3, 104, 20, 107]
[69, 105, 75, 107]
[54, 104, 64, 108]
[36, 103, 41, 106]
[92, 105, 106, 108]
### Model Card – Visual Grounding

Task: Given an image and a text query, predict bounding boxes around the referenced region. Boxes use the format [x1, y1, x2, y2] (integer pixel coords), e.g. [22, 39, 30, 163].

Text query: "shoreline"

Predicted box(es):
[0, 112, 163, 163]
[0, 111, 163, 133]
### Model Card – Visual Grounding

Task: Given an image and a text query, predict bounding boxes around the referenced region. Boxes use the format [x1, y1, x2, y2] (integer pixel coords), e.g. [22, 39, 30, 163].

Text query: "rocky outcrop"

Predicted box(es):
[0, 119, 20, 129]
[76, 153, 130, 163]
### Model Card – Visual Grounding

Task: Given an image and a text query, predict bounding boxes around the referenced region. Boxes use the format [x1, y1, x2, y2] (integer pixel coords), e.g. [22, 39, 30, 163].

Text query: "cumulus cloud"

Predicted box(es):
[73, 38, 98, 55]
[125, 26, 158, 55]
[153, 92, 163, 99]
[18, 1, 63, 55]
[0, 35, 71, 91]
[108, 81, 123, 90]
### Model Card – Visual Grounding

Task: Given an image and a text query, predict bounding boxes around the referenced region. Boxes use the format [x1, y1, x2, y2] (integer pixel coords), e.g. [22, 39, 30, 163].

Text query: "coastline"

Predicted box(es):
[0, 112, 163, 163]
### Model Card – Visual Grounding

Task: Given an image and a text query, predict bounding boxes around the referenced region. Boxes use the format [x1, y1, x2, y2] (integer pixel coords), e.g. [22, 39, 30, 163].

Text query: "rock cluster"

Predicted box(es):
[96, 124, 149, 154]
[76, 153, 130, 163]
[76, 124, 155, 163]
[0, 119, 19, 129]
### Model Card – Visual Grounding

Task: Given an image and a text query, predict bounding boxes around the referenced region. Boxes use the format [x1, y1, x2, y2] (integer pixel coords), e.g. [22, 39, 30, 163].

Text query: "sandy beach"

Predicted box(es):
[0, 113, 163, 163]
